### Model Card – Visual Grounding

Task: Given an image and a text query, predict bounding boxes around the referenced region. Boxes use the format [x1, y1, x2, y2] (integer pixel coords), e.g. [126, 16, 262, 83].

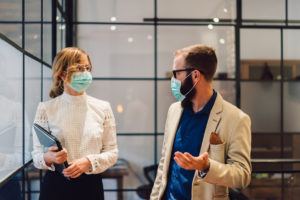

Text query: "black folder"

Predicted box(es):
[33, 123, 69, 178]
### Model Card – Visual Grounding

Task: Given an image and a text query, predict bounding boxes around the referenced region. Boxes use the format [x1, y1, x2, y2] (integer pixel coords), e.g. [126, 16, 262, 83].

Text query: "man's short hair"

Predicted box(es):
[175, 44, 217, 81]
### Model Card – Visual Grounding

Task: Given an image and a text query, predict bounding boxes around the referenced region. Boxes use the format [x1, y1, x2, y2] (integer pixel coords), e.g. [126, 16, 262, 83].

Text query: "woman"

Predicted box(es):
[32, 47, 118, 200]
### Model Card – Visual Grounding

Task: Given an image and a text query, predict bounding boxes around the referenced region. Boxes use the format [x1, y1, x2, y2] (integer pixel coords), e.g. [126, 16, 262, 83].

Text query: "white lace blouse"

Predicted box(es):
[31, 92, 118, 174]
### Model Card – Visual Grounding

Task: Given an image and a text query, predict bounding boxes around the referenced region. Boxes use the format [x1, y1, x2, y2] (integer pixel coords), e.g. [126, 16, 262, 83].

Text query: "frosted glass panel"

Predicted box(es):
[77, 25, 154, 78]
[87, 80, 154, 133]
[0, 24, 22, 47]
[213, 80, 236, 105]
[158, 0, 236, 19]
[288, 0, 300, 23]
[0, 0, 22, 21]
[25, 24, 41, 59]
[157, 81, 176, 133]
[25, 56, 41, 162]
[43, 25, 52, 65]
[25, 0, 41, 21]
[43, 65, 52, 101]
[241, 82, 280, 132]
[284, 82, 300, 132]
[241, 29, 281, 60]
[0, 38, 23, 183]
[77, 0, 154, 22]
[117, 136, 154, 190]
[158, 26, 235, 78]
[283, 30, 300, 80]
[243, 0, 285, 20]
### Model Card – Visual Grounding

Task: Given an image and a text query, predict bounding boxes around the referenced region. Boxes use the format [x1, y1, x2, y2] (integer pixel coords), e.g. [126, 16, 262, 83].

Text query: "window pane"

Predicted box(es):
[158, 0, 236, 19]
[77, 0, 154, 22]
[243, 172, 284, 200]
[25, 56, 41, 163]
[43, 65, 52, 101]
[243, 0, 285, 21]
[241, 29, 281, 80]
[283, 30, 300, 80]
[25, 24, 41, 58]
[25, 0, 41, 21]
[158, 26, 235, 78]
[284, 173, 300, 199]
[57, 22, 66, 52]
[157, 81, 176, 133]
[77, 25, 154, 78]
[87, 80, 154, 133]
[117, 136, 154, 189]
[0, 0, 22, 21]
[241, 82, 280, 133]
[212, 80, 236, 105]
[283, 134, 300, 160]
[43, 0, 51, 22]
[288, 0, 300, 25]
[43, 24, 52, 64]
[284, 82, 300, 132]
[0, 38, 23, 179]
[0, 24, 22, 47]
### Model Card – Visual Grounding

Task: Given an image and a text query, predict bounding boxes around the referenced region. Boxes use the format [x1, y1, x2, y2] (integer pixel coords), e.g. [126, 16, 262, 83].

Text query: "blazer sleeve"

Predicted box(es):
[199, 114, 252, 189]
[86, 103, 119, 174]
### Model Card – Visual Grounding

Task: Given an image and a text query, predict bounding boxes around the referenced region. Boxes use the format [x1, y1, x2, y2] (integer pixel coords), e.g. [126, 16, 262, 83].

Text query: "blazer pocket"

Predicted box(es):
[209, 143, 226, 163]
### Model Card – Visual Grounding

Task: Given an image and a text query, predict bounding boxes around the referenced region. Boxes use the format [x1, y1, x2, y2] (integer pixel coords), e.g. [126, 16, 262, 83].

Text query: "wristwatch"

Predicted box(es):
[198, 167, 210, 179]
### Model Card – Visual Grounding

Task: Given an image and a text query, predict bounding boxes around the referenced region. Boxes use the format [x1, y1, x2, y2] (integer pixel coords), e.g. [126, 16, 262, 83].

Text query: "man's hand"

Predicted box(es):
[44, 146, 68, 166]
[174, 151, 210, 172]
[63, 157, 92, 178]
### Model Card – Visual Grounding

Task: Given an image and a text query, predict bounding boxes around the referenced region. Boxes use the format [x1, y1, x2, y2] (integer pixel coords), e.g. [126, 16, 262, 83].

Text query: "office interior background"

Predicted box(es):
[0, 0, 300, 199]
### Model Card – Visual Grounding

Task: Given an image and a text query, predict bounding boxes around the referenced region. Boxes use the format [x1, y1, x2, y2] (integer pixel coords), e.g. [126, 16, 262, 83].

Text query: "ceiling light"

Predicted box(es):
[208, 24, 213, 30]
[213, 18, 219, 23]
[110, 17, 117, 22]
[128, 37, 133, 43]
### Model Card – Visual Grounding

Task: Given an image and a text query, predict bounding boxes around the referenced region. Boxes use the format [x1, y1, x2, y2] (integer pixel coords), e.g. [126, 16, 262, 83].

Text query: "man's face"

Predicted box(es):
[172, 55, 196, 101]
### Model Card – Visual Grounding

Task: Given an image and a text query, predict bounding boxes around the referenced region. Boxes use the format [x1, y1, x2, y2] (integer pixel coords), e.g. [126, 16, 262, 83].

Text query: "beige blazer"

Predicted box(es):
[151, 93, 252, 200]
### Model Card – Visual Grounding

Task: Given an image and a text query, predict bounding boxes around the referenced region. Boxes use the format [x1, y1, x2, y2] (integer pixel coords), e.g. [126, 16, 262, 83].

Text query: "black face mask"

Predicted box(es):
[181, 72, 196, 108]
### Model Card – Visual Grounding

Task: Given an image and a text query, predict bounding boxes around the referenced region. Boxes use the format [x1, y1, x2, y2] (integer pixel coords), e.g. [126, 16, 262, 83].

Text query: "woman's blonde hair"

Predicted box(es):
[49, 47, 91, 98]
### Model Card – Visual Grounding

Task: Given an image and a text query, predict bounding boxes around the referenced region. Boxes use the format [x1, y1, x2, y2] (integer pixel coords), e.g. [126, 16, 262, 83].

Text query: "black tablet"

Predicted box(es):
[33, 123, 69, 177]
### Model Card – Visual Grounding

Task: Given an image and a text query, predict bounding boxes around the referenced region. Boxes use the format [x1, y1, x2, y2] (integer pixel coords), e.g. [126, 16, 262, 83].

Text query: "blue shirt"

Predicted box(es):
[165, 90, 217, 200]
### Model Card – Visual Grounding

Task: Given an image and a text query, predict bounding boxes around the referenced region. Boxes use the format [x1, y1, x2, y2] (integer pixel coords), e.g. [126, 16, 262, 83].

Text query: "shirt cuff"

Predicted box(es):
[41, 156, 55, 171]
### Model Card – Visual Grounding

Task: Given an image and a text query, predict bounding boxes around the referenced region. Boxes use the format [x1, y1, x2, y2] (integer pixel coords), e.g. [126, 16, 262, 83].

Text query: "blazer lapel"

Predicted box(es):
[199, 93, 223, 155]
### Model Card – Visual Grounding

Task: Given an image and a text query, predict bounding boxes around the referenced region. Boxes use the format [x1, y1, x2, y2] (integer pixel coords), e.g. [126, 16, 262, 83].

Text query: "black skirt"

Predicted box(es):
[39, 170, 104, 200]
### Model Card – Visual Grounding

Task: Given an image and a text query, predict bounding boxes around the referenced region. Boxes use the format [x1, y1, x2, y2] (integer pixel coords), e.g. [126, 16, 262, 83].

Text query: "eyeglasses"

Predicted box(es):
[74, 64, 93, 72]
[172, 68, 204, 79]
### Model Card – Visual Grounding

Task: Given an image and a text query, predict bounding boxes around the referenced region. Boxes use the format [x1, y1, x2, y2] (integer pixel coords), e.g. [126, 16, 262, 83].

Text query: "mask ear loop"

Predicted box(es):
[181, 71, 199, 97]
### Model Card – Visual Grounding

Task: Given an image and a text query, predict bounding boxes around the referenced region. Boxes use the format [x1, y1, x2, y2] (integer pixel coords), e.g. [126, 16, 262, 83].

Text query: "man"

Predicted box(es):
[151, 44, 251, 200]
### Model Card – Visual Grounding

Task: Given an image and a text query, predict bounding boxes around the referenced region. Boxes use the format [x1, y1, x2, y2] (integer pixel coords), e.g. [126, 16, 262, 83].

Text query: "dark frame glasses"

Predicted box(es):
[172, 68, 204, 78]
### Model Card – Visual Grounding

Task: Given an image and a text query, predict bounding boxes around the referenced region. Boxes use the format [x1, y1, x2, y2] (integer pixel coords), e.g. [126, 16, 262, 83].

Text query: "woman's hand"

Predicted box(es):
[62, 157, 92, 178]
[43, 146, 68, 166]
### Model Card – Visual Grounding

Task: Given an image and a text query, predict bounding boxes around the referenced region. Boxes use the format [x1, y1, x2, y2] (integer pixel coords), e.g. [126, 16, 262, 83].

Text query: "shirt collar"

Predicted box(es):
[61, 91, 87, 104]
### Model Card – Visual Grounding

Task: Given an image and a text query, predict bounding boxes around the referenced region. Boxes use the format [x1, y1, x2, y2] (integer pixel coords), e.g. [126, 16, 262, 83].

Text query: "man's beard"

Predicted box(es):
[181, 74, 196, 108]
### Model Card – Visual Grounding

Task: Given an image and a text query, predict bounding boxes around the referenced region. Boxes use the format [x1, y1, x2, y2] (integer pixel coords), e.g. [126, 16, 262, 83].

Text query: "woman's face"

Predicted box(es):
[62, 54, 91, 95]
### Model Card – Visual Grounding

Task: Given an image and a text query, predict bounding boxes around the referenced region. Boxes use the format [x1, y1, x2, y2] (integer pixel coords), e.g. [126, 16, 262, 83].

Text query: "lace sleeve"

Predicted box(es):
[31, 102, 55, 171]
[86, 102, 118, 174]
